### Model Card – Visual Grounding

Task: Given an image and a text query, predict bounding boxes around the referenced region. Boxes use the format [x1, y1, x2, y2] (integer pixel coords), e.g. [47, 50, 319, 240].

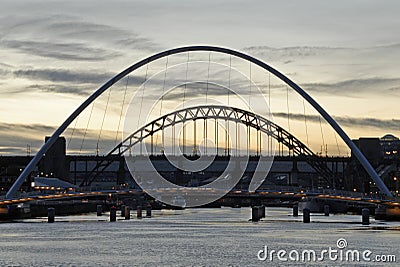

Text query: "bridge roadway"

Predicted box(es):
[1, 188, 399, 215]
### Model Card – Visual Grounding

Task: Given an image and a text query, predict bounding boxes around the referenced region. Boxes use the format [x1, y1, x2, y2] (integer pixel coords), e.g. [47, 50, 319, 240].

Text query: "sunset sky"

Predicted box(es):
[1, 0, 400, 156]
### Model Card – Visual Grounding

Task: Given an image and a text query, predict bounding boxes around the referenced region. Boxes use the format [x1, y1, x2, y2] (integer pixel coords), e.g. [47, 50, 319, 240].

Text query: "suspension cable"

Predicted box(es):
[79, 102, 95, 154]
[96, 83, 112, 155]
[302, 98, 310, 147]
[268, 72, 271, 114]
[319, 115, 326, 156]
[205, 52, 211, 104]
[67, 116, 79, 151]
[236, 122, 239, 156]
[160, 56, 168, 117]
[204, 52, 211, 155]
[228, 55, 231, 106]
[248, 63, 252, 155]
[137, 65, 149, 155]
[268, 72, 271, 156]
[247, 125, 250, 155]
[249, 62, 252, 107]
[286, 85, 291, 133]
[183, 52, 189, 108]
[156, 56, 169, 154]
[204, 119, 207, 155]
[115, 75, 130, 146]
[226, 55, 232, 156]
[334, 132, 341, 156]
[194, 120, 197, 155]
[215, 119, 218, 156]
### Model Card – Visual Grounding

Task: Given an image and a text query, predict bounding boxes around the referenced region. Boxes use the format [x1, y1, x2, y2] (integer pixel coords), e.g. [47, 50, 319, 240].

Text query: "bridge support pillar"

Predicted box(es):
[125, 206, 130, 220]
[252, 206, 261, 222]
[137, 206, 142, 219]
[121, 205, 126, 217]
[324, 205, 330, 216]
[47, 207, 55, 223]
[303, 208, 310, 223]
[362, 208, 370, 225]
[110, 207, 116, 222]
[260, 205, 265, 218]
[97, 205, 102, 216]
[146, 203, 152, 218]
[293, 205, 298, 217]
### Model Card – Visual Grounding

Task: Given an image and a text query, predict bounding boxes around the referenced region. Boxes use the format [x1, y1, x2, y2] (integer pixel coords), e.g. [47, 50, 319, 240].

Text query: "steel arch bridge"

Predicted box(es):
[6, 45, 392, 198]
[80, 105, 335, 186]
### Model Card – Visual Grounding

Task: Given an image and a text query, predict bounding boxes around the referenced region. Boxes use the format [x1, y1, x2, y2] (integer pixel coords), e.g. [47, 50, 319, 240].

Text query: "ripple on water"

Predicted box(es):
[0, 207, 398, 266]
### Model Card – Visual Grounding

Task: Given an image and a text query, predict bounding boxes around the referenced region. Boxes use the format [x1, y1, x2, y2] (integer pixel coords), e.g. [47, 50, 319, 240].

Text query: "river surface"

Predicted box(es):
[0, 207, 399, 266]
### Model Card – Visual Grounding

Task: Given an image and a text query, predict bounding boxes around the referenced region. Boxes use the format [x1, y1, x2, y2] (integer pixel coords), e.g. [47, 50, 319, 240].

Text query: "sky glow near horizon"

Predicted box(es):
[1, 0, 400, 156]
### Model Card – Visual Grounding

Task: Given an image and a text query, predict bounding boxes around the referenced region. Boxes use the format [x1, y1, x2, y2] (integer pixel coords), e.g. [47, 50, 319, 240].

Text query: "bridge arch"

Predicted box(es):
[80, 104, 335, 186]
[6, 46, 392, 198]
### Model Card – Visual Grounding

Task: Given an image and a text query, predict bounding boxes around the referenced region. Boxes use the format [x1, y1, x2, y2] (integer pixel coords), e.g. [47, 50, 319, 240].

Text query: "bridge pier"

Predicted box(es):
[303, 208, 310, 223]
[260, 205, 265, 218]
[293, 205, 298, 217]
[146, 203, 152, 218]
[110, 207, 116, 222]
[97, 205, 102, 216]
[125, 206, 130, 220]
[121, 205, 126, 217]
[362, 208, 370, 225]
[251, 207, 260, 222]
[47, 207, 55, 223]
[137, 206, 142, 219]
[324, 205, 330, 216]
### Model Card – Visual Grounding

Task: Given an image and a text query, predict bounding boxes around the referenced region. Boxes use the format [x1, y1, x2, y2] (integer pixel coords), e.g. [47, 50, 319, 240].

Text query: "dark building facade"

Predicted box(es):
[380, 134, 400, 161]
[350, 134, 400, 195]
[40, 136, 69, 181]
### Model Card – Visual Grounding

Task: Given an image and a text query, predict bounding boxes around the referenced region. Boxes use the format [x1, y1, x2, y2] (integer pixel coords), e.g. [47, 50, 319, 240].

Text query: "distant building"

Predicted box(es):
[352, 137, 382, 167]
[351, 134, 400, 195]
[352, 134, 400, 164]
[380, 134, 400, 160]
[40, 136, 69, 182]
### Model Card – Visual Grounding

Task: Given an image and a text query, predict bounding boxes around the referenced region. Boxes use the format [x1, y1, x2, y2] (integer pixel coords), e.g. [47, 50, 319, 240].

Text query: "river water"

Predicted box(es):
[0, 207, 399, 266]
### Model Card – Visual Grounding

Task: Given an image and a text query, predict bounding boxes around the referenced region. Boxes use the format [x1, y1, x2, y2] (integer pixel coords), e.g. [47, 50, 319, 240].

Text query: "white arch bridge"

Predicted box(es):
[5, 45, 393, 199]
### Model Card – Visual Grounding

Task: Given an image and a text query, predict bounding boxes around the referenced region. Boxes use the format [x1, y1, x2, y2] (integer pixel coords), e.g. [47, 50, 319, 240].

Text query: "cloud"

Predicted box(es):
[273, 112, 400, 132]
[1, 67, 145, 96]
[0, 122, 55, 133]
[240, 45, 400, 97]
[26, 84, 93, 96]
[2, 39, 121, 61]
[13, 68, 114, 85]
[243, 45, 350, 62]
[158, 82, 232, 101]
[0, 15, 160, 62]
[301, 77, 400, 96]
[0, 121, 117, 155]
[242, 44, 400, 64]
[0, 147, 24, 154]
[45, 20, 158, 51]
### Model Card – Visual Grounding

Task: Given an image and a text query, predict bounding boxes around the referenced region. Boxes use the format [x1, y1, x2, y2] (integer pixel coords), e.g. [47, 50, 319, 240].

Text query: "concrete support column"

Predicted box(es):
[303, 208, 310, 223]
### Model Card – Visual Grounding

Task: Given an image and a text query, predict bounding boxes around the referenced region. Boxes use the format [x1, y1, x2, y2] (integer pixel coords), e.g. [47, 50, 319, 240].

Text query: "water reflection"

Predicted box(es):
[0, 207, 398, 266]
